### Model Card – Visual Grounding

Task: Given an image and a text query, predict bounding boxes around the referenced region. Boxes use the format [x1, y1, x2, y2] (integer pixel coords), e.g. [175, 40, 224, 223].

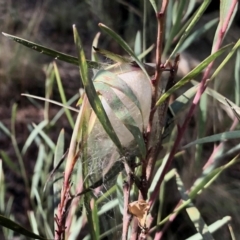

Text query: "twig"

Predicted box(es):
[140, 0, 169, 201]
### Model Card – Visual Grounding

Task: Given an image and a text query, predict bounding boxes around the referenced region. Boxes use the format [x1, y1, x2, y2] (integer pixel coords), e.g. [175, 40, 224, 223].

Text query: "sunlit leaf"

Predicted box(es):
[98, 23, 151, 81]
[93, 47, 132, 63]
[156, 44, 232, 105]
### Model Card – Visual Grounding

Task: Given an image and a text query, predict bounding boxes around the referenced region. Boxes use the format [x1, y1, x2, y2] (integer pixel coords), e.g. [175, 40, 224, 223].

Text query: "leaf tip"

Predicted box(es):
[2, 32, 7, 37]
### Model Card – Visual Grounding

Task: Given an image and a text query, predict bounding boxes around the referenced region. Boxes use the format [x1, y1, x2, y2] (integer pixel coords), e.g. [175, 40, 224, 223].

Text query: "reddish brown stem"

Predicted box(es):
[141, 0, 169, 199]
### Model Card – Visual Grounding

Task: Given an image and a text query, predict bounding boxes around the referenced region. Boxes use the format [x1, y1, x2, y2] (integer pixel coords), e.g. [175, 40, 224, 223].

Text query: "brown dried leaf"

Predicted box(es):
[128, 200, 150, 227]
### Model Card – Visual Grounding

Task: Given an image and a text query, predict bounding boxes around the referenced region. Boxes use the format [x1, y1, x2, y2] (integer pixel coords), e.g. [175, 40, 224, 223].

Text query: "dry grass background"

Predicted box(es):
[0, 0, 240, 239]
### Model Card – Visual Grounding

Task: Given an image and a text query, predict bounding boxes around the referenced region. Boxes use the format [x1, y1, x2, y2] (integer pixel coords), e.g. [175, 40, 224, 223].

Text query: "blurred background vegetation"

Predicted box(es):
[1, 0, 240, 239]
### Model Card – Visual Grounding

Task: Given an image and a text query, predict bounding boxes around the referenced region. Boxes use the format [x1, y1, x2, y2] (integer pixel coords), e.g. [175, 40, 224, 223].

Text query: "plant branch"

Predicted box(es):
[149, 0, 238, 206]
[141, 0, 169, 200]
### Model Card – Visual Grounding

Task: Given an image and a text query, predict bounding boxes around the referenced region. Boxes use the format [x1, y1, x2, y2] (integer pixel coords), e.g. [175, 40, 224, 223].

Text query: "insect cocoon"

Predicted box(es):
[84, 64, 152, 183]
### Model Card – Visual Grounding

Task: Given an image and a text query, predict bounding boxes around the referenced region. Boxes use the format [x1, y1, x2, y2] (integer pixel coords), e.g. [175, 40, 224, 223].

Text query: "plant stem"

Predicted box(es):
[142, 0, 169, 196]
[149, 0, 238, 207]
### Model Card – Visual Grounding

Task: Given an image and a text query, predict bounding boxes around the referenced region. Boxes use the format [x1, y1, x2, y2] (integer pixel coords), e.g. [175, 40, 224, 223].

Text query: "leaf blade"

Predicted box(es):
[73, 25, 123, 153]
[156, 44, 232, 106]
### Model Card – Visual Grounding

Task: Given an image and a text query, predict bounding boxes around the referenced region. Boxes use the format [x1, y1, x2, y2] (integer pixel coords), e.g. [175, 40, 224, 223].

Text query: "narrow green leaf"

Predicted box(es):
[77, 97, 90, 190]
[32, 123, 55, 150]
[28, 211, 39, 236]
[67, 214, 84, 240]
[99, 224, 122, 239]
[148, 0, 158, 13]
[192, 80, 240, 117]
[84, 193, 97, 240]
[50, 93, 80, 126]
[0, 122, 11, 138]
[0, 215, 47, 240]
[196, 92, 208, 164]
[116, 173, 124, 214]
[21, 93, 79, 113]
[170, 85, 198, 117]
[98, 199, 119, 216]
[186, 216, 231, 240]
[51, 129, 65, 198]
[156, 156, 238, 228]
[167, 0, 211, 59]
[44, 63, 55, 122]
[30, 144, 45, 199]
[175, 172, 213, 239]
[22, 120, 48, 155]
[156, 44, 232, 106]
[184, 1, 198, 20]
[54, 129, 65, 166]
[2, 32, 105, 69]
[5, 197, 14, 220]
[0, 151, 18, 173]
[54, 62, 74, 128]
[32, 188, 53, 238]
[165, 0, 173, 41]
[10, 104, 29, 188]
[143, 0, 147, 57]
[92, 32, 101, 62]
[175, 170, 189, 201]
[98, 23, 151, 81]
[138, 44, 155, 60]
[91, 200, 100, 238]
[183, 131, 240, 149]
[93, 47, 132, 63]
[210, 39, 240, 80]
[177, 18, 218, 53]
[164, 0, 188, 55]
[190, 156, 239, 198]
[134, 31, 141, 56]
[73, 25, 123, 153]
[96, 185, 117, 205]
[149, 154, 171, 196]
[186, 207, 213, 240]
